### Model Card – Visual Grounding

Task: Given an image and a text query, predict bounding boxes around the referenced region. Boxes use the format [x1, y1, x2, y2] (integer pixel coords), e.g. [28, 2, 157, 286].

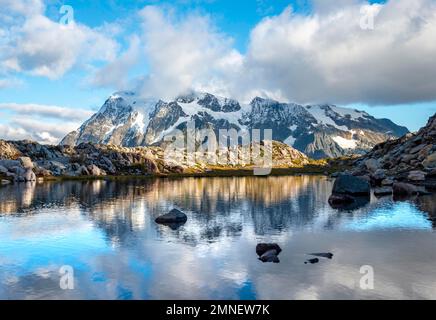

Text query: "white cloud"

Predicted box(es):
[125, 0, 436, 106]
[2, 117, 81, 144]
[136, 5, 243, 100]
[90, 35, 142, 90]
[0, 0, 119, 79]
[238, 0, 436, 105]
[0, 103, 94, 121]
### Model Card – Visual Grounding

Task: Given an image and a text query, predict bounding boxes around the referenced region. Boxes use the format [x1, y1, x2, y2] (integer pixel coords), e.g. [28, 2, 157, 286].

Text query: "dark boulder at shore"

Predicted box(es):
[331, 174, 371, 196]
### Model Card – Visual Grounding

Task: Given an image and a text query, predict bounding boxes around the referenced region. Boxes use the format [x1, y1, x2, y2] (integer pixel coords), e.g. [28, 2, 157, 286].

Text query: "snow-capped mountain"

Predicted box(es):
[61, 91, 409, 159]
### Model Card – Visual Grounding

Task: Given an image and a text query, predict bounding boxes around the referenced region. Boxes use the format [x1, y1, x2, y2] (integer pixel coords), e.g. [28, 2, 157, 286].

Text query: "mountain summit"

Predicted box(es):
[61, 91, 409, 159]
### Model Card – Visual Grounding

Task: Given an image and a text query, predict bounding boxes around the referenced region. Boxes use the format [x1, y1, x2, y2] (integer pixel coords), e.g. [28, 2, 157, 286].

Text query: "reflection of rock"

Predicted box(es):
[256, 243, 282, 256]
[305, 258, 319, 264]
[156, 209, 188, 225]
[393, 182, 418, 197]
[259, 249, 280, 263]
[309, 252, 333, 259]
[329, 174, 370, 210]
[328, 194, 355, 205]
[374, 187, 393, 197]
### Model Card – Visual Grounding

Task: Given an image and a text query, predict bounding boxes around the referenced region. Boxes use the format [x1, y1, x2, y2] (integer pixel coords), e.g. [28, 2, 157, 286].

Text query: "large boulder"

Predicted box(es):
[331, 174, 371, 196]
[87, 164, 105, 176]
[365, 159, 380, 173]
[18, 157, 34, 169]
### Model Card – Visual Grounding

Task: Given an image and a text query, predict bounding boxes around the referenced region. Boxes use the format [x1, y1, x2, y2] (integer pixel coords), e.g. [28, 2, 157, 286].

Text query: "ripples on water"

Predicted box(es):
[0, 176, 435, 300]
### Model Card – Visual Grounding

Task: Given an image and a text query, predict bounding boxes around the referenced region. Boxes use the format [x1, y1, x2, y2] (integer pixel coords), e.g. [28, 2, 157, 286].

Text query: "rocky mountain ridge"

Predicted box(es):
[61, 91, 409, 159]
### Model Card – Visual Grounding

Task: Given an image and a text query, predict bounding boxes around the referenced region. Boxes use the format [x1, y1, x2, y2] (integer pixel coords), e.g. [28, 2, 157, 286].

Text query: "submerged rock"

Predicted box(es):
[155, 209, 188, 225]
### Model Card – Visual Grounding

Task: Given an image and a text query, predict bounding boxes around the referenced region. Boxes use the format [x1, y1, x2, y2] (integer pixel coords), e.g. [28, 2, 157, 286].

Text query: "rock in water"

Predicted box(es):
[259, 250, 280, 263]
[256, 243, 282, 256]
[332, 174, 371, 196]
[155, 209, 188, 224]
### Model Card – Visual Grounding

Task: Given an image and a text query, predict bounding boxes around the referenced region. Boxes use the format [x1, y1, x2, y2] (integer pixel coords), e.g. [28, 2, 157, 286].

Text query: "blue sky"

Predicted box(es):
[0, 0, 435, 143]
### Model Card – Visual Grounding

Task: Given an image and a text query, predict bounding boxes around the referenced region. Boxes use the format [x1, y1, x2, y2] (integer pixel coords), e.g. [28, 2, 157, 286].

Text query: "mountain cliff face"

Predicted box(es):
[61, 91, 409, 159]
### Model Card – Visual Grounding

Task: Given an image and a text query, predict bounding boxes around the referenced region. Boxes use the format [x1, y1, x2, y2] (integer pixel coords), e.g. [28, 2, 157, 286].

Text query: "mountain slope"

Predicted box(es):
[61, 91, 409, 159]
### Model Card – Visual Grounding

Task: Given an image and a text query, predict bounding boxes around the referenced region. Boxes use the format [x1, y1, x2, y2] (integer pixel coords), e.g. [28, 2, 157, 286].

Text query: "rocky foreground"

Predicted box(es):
[328, 113, 436, 206]
[0, 139, 310, 183]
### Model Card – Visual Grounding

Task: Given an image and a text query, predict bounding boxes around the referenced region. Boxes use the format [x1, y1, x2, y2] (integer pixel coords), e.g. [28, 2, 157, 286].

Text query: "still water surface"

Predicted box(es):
[1, 176, 436, 299]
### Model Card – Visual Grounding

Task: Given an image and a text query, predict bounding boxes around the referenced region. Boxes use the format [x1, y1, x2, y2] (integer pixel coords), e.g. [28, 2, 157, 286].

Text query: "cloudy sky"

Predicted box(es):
[0, 0, 436, 144]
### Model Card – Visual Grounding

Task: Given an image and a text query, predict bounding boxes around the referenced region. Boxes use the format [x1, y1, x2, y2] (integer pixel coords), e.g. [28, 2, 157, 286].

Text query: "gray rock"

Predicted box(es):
[408, 170, 426, 182]
[155, 209, 188, 224]
[332, 174, 371, 196]
[18, 157, 34, 169]
[365, 159, 380, 173]
[0, 160, 20, 170]
[87, 164, 103, 176]
[0, 165, 8, 175]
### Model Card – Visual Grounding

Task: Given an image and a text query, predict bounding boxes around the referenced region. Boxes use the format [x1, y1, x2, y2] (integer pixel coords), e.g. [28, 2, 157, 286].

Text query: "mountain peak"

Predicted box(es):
[61, 91, 409, 159]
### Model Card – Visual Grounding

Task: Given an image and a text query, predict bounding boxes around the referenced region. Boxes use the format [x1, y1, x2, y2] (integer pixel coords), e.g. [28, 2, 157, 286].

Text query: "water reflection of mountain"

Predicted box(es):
[1, 177, 435, 246]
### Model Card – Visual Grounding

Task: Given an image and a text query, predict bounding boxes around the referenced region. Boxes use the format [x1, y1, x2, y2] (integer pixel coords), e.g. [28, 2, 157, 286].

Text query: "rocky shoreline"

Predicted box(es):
[327, 113, 436, 206]
[0, 139, 316, 183]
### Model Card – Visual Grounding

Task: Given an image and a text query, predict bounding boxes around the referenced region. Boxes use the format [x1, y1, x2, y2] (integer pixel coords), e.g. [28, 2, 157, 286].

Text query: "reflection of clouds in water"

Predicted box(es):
[1, 177, 436, 299]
